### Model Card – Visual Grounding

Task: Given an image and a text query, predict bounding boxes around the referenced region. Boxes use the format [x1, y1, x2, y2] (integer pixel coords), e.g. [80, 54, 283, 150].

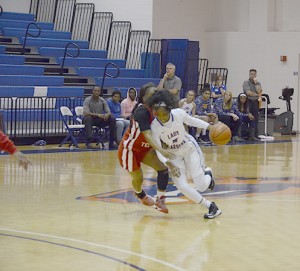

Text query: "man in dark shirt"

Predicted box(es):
[242, 69, 262, 140]
[83, 86, 118, 149]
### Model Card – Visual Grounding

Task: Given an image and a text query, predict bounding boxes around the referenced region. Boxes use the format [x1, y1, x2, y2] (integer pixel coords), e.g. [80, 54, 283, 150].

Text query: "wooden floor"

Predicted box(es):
[0, 135, 299, 271]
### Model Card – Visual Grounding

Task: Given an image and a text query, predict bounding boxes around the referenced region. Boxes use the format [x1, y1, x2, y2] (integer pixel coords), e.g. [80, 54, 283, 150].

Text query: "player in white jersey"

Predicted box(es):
[149, 90, 222, 219]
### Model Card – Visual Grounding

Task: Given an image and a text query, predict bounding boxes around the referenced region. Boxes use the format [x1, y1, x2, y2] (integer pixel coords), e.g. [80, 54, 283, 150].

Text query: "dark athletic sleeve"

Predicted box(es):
[133, 105, 151, 132]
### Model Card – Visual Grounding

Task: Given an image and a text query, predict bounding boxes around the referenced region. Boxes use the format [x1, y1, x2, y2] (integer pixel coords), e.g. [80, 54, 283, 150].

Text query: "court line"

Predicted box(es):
[0, 233, 145, 271]
[226, 197, 300, 202]
[0, 227, 187, 271]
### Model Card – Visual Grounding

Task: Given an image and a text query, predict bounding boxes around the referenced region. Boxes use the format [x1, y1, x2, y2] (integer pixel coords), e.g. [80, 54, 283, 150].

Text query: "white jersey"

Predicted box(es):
[151, 108, 212, 204]
[151, 108, 209, 155]
[181, 100, 194, 115]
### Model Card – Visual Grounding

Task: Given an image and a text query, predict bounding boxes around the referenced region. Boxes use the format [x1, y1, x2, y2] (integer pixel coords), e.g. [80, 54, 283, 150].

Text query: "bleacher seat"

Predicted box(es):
[77, 67, 146, 78]
[0, 75, 64, 86]
[20, 37, 89, 49]
[0, 64, 44, 75]
[0, 45, 6, 54]
[3, 27, 72, 39]
[58, 57, 126, 68]
[95, 77, 160, 88]
[39, 47, 108, 59]
[0, 12, 35, 21]
[0, 54, 25, 64]
[0, 19, 54, 31]
[0, 86, 84, 97]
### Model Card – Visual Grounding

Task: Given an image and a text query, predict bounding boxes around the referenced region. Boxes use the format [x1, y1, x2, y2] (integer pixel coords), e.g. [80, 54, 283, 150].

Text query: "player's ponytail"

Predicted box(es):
[132, 82, 156, 114]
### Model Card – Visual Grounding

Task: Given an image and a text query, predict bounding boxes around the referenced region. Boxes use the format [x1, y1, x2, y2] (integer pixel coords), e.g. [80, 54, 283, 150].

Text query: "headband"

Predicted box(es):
[154, 101, 167, 108]
[240, 94, 247, 97]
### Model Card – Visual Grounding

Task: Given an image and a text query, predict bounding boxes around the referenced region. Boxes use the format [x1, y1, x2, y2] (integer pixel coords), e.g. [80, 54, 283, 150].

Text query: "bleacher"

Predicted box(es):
[0, 7, 164, 144]
[0, 2, 217, 145]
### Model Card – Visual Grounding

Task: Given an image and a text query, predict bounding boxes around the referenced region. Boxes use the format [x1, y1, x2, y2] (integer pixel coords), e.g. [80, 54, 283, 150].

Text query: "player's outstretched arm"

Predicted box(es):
[12, 151, 32, 170]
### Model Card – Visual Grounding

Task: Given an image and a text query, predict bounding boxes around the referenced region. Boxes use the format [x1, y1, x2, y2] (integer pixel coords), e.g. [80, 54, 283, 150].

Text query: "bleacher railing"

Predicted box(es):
[205, 68, 228, 86]
[198, 58, 209, 92]
[60, 42, 80, 75]
[125, 30, 151, 69]
[143, 39, 162, 77]
[30, 0, 56, 22]
[0, 97, 84, 140]
[54, 0, 76, 32]
[89, 12, 113, 50]
[71, 3, 95, 41]
[21, 22, 41, 55]
[100, 62, 120, 91]
[107, 21, 131, 60]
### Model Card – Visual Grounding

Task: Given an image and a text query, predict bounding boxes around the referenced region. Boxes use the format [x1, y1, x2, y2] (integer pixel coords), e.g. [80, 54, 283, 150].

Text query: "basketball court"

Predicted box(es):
[0, 136, 299, 271]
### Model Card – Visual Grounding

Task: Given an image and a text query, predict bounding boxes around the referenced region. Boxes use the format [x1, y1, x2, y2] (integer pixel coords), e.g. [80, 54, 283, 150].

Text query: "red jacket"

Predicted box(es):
[0, 130, 17, 155]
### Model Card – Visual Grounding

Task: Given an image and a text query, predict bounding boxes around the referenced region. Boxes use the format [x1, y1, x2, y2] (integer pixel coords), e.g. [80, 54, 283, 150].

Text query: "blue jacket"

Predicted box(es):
[107, 99, 121, 118]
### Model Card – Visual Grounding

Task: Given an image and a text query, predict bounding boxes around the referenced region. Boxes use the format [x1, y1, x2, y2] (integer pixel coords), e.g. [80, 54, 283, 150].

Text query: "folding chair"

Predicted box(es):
[74, 106, 106, 148]
[59, 106, 86, 148]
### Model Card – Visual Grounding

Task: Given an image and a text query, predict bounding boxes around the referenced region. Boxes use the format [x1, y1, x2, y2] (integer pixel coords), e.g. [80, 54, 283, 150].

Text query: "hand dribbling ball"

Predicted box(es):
[209, 123, 231, 145]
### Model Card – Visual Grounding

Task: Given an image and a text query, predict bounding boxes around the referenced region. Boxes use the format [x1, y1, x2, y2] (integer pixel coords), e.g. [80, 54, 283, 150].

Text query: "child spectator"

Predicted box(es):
[211, 75, 226, 103]
[107, 90, 130, 144]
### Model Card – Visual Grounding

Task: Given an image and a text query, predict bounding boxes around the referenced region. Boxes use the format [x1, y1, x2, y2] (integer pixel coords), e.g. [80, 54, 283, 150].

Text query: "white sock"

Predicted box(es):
[200, 197, 211, 209]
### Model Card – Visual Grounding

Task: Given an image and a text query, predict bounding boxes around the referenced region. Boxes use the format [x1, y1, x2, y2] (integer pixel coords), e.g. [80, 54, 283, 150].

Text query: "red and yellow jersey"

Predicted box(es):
[121, 104, 153, 152]
[0, 130, 17, 155]
[118, 104, 154, 172]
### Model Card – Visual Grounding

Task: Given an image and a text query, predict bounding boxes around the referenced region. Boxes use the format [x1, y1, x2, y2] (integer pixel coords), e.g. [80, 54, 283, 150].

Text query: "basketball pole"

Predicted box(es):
[259, 96, 274, 141]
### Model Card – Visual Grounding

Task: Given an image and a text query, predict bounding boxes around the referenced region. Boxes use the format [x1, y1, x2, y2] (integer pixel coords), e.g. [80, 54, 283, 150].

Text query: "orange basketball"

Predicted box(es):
[209, 123, 232, 145]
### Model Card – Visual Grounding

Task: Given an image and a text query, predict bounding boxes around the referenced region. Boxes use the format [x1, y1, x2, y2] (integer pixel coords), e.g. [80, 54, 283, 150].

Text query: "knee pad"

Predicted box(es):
[157, 169, 169, 191]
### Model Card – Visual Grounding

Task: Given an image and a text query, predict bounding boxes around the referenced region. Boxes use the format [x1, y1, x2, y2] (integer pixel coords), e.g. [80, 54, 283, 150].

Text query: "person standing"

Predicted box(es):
[242, 69, 262, 139]
[118, 83, 179, 214]
[157, 63, 182, 106]
[83, 86, 118, 149]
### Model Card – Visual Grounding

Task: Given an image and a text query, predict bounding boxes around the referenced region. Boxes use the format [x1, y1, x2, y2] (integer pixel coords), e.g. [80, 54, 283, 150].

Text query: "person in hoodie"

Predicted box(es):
[107, 90, 130, 144]
[120, 87, 137, 120]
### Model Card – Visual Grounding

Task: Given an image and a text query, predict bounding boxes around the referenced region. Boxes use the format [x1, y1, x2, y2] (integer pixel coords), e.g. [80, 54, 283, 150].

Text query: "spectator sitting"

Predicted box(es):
[83, 86, 118, 149]
[211, 75, 226, 103]
[179, 90, 197, 136]
[120, 87, 137, 120]
[107, 90, 130, 144]
[236, 93, 258, 141]
[214, 90, 244, 142]
[178, 90, 196, 116]
[195, 85, 218, 143]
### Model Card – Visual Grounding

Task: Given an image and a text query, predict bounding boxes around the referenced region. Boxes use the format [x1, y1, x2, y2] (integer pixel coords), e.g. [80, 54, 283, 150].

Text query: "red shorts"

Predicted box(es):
[118, 142, 151, 172]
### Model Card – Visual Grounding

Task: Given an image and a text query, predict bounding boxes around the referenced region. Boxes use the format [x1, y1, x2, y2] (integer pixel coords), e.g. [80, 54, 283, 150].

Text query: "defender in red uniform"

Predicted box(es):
[118, 83, 178, 213]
